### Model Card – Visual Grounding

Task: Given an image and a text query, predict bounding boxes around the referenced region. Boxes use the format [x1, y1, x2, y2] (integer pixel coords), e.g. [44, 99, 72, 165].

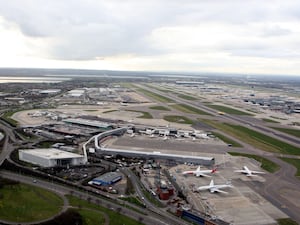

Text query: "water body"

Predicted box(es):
[0, 76, 71, 83]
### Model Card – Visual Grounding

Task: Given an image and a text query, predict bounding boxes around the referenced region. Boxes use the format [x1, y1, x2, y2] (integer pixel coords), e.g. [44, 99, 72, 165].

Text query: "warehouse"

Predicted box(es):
[18, 148, 86, 167]
[88, 172, 122, 186]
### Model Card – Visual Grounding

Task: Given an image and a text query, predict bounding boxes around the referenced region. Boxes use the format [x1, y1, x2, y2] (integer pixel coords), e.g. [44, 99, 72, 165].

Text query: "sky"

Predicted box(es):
[0, 0, 300, 76]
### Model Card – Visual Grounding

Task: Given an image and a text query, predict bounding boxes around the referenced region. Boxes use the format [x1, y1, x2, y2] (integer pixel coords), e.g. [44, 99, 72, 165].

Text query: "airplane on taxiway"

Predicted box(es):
[197, 180, 233, 193]
[234, 166, 265, 177]
[182, 166, 217, 177]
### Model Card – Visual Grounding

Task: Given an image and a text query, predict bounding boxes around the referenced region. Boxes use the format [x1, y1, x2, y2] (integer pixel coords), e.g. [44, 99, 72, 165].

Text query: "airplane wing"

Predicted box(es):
[234, 170, 246, 173]
[251, 171, 265, 174]
[210, 188, 228, 194]
[246, 174, 258, 177]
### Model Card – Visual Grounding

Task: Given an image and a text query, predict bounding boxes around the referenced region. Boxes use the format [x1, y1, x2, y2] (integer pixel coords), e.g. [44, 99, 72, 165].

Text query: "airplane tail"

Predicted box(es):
[196, 166, 201, 172]
[209, 180, 214, 187]
[211, 168, 217, 173]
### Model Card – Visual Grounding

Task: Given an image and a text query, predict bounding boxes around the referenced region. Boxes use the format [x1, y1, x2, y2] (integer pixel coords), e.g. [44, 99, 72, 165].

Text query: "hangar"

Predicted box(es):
[18, 148, 85, 167]
[88, 172, 122, 186]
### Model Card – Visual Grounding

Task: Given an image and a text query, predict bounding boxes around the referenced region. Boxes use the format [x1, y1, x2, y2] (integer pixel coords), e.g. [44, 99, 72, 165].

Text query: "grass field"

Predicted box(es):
[0, 183, 63, 222]
[228, 152, 280, 173]
[277, 218, 299, 225]
[177, 94, 198, 100]
[119, 196, 145, 208]
[136, 88, 174, 103]
[1, 111, 19, 127]
[67, 195, 144, 225]
[210, 132, 243, 147]
[279, 157, 300, 177]
[202, 120, 300, 155]
[270, 127, 300, 138]
[262, 118, 280, 123]
[170, 104, 212, 115]
[125, 110, 153, 119]
[205, 104, 253, 116]
[78, 209, 106, 225]
[149, 105, 171, 111]
[163, 115, 194, 124]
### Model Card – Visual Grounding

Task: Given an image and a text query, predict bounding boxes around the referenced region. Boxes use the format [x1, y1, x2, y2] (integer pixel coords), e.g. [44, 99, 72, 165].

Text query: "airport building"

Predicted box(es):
[88, 172, 122, 186]
[18, 148, 85, 167]
[63, 118, 114, 130]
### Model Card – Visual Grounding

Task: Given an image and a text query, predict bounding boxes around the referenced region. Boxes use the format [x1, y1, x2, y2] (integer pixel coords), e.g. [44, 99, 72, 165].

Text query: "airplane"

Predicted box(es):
[182, 166, 217, 177]
[197, 180, 233, 193]
[130, 133, 135, 138]
[234, 166, 265, 177]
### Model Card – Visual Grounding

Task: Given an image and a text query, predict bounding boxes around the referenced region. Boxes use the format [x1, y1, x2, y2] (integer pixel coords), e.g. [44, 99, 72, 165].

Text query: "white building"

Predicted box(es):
[19, 148, 85, 167]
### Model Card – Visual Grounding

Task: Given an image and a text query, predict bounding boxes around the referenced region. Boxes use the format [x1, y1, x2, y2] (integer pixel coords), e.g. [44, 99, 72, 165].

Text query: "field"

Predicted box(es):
[210, 131, 243, 147]
[170, 104, 212, 115]
[277, 218, 299, 225]
[136, 88, 174, 103]
[1, 111, 19, 127]
[0, 183, 63, 222]
[67, 195, 144, 225]
[270, 127, 300, 138]
[149, 105, 171, 111]
[202, 120, 300, 155]
[228, 152, 280, 173]
[177, 94, 198, 100]
[279, 157, 300, 177]
[125, 110, 153, 119]
[163, 115, 194, 124]
[262, 118, 280, 123]
[205, 104, 253, 116]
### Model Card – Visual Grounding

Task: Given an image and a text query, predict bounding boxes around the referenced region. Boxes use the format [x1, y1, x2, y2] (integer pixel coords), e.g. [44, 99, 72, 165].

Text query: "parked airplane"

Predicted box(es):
[182, 166, 217, 177]
[197, 180, 233, 193]
[234, 166, 265, 177]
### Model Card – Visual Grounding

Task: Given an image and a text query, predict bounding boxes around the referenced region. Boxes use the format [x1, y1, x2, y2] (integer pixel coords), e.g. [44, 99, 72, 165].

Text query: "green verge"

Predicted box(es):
[270, 127, 300, 138]
[77, 209, 106, 225]
[228, 152, 280, 173]
[202, 120, 300, 155]
[177, 94, 198, 100]
[277, 218, 299, 225]
[170, 104, 212, 115]
[262, 118, 280, 123]
[1, 111, 19, 127]
[102, 110, 117, 114]
[67, 195, 144, 225]
[210, 131, 243, 147]
[125, 110, 153, 119]
[0, 183, 63, 222]
[149, 105, 171, 111]
[279, 157, 300, 177]
[119, 197, 145, 208]
[136, 88, 174, 103]
[164, 115, 194, 124]
[205, 104, 253, 116]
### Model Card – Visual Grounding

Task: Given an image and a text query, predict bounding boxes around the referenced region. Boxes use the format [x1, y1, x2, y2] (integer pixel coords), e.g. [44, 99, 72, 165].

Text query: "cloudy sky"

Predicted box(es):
[1, 0, 300, 76]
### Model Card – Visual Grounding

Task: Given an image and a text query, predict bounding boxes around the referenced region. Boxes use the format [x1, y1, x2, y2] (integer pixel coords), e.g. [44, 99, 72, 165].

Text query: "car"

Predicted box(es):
[33, 179, 37, 183]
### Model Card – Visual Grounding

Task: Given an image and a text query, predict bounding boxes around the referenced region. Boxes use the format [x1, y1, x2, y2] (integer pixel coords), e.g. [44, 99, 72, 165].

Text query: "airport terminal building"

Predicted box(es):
[19, 148, 85, 167]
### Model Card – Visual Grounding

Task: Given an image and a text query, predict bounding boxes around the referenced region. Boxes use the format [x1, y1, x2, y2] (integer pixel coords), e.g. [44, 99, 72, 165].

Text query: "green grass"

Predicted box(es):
[228, 152, 280, 173]
[1, 111, 19, 127]
[270, 127, 300, 138]
[210, 132, 243, 147]
[119, 197, 145, 208]
[177, 94, 198, 100]
[125, 110, 153, 119]
[277, 218, 299, 225]
[163, 115, 194, 124]
[0, 183, 63, 222]
[170, 104, 212, 115]
[205, 104, 253, 116]
[279, 158, 300, 177]
[149, 105, 171, 111]
[142, 190, 164, 208]
[102, 110, 117, 114]
[136, 88, 174, 103]
[78, 209, 106, 225]
[202, 120, 300, 155]
[67, 195, 144, 225]
[262, 118, 280, 123]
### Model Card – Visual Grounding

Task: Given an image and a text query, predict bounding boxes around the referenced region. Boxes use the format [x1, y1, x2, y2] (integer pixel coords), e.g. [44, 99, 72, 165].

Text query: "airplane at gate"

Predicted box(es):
[197, 180, 233, 193]
[182, 166, 217, 177]
[234, 166, 265, 177]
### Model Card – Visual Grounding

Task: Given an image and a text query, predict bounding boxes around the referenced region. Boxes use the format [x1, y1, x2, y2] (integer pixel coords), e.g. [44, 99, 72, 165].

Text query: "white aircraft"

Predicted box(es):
[182, 166, 217, 177]
[197, 180, 233, 193]
[130, 133, 135, 138]
[234, 166, 265, 177]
